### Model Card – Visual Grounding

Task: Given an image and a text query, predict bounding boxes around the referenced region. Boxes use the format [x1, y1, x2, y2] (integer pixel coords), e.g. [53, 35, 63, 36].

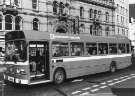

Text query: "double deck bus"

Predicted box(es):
[4, 31, 132, 85]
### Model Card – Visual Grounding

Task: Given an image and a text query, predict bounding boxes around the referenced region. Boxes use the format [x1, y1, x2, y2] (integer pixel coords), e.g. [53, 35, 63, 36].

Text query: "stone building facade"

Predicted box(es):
[114, 0, 129, 37]
[0, 0, 129, 49]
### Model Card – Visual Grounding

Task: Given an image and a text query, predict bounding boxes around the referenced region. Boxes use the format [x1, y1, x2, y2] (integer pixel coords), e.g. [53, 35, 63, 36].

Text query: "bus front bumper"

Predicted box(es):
[4, 74, 29, 85]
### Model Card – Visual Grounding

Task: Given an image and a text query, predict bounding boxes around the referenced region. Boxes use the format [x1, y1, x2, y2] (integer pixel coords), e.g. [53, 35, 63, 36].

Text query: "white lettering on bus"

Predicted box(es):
[50, 34, 80, 40]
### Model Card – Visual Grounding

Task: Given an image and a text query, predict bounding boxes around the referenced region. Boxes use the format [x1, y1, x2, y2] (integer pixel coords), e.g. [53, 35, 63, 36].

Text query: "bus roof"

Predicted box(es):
[6, 31, 130, 43]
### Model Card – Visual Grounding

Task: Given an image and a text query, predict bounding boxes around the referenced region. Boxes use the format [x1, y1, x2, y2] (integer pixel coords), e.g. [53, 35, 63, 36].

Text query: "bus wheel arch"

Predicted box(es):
[53, 67, 66, 84]
[110, 61, 117, 73]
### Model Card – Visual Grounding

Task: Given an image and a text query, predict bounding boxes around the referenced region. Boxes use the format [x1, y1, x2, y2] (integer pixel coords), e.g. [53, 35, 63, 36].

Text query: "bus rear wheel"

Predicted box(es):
[110, 62, 117, 73]
[53, 69, 65, 84]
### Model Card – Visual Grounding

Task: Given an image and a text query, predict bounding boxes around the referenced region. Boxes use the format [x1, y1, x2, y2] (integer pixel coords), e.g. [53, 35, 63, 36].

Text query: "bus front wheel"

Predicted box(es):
[53, 68, 65, 84]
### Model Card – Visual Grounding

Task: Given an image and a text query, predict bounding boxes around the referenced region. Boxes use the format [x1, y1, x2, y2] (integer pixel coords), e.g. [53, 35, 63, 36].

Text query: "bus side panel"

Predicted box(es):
[50, 55, 131, 80]
[69, 57, 112, 78]
[115, 56, 131, 69]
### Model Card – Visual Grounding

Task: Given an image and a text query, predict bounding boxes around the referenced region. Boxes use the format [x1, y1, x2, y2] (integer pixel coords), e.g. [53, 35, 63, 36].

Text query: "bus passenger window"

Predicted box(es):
[52, 42, 69, 57]
[126, 44, 130, 53]
[118, 44, 126, 53]
[86, 43, 97, 55]
[98, 43, 108, 55]
[109, 43, 117, 54]
[71, 42, 84, 56]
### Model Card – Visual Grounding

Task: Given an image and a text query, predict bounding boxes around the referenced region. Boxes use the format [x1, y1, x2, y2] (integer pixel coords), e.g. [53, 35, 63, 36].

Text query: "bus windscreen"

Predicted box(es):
[5, 40, 27, 62]
[5, 31, 25, 41]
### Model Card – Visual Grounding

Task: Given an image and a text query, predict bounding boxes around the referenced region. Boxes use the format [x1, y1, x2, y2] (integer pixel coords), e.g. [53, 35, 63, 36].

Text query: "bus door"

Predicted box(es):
[29, 41, 49, 81]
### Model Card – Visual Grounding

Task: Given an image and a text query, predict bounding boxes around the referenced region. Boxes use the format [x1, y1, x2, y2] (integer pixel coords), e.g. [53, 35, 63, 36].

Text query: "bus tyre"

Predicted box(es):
[110, 63, 116, 73]
[53, 69, 65, 84]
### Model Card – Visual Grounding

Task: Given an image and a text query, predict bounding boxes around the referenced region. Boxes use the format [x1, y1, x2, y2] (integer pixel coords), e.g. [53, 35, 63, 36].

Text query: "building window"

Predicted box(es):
[118, 27, 119, 34]
[98, 26, 102, 36]
[90, 25, 93, 35]
[106, 12, 109, 22]
[117, 4, 119, 12]
[5, 15, 13, 30]
[89, 9, 93, 19]
[80, 7, 84, 18]
[117, 15, 119, 22]
[59, 2, 65, 15]
[32, 0, 37, 9]
[15, 16, 22, 30]
[0, 15, 2, 30]
[33, 18, 39, 31]
[105, 26, 109, 36]
[122, 29, 125, 35]
[80, 24, 85, 33]
[53, 1, 58, 14]
[94, 10, 97, 19]
[98, 11, 102, 20]
[63, 3, 70, 15]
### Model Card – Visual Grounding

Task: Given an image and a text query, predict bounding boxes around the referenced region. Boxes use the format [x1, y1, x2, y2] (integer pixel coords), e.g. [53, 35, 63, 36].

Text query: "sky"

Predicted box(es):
[129, 0, 135, 4]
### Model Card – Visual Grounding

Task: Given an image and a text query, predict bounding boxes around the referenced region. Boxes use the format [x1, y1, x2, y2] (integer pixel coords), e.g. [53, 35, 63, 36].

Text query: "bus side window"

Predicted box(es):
[109, 43, 117, 54]
[118, 43, 126, 53]
[98, 43, 108, 55]
[86, 43, 97, 55]
[71, 42, 84, 56]
[52, 42, 69, 57]
[126, 44, 130, 53]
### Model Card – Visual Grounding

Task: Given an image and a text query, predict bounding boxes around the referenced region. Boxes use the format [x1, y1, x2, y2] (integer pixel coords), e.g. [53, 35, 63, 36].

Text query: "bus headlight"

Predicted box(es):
[16, 69, 26, 75]
[16, 68, 21, 74]
[20, 69, 26, 75]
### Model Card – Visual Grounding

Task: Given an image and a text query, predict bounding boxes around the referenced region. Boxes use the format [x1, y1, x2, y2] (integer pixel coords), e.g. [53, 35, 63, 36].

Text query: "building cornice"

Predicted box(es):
[73, 0, 116, 10]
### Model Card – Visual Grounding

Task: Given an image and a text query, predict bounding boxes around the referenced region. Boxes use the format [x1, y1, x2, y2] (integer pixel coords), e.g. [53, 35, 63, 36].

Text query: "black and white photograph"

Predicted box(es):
[0, 0, 135, 96]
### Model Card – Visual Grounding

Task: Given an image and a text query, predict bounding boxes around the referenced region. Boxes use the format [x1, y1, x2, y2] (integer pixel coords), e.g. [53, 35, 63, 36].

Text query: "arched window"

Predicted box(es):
[33, 18, 39, 31]
[122, 29, 125, 35]
[89, 9, 93, 19]
[15, 16, 22, 30]
[80, 24, 85, 33]
[80, 7, 84, 18]
[53, 1, 58, 14]
[0, 15, 2, 30]
[105, 26, 109, 36]
[98, 26, 102, 36]
[56, 26, 67, 33]
[5, 15, 13, 30]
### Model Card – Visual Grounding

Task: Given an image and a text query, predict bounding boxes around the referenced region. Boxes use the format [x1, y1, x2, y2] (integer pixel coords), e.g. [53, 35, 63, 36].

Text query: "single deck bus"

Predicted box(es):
[4, 31, 132, 85]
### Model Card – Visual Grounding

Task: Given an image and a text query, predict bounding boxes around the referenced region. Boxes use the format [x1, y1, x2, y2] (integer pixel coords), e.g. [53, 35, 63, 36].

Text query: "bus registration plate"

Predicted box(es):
[8, 76, 14, 82]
